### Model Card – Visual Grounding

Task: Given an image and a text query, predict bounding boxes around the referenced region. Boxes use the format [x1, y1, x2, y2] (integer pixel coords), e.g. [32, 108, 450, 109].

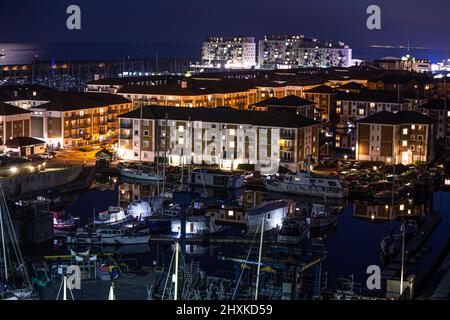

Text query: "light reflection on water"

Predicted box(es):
[25, 177, 450, 293]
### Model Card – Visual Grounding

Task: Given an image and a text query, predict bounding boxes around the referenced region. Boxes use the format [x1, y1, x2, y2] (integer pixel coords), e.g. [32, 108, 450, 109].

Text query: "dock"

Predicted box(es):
[148, 234, 277, 245]
[382, 214, 442, 279]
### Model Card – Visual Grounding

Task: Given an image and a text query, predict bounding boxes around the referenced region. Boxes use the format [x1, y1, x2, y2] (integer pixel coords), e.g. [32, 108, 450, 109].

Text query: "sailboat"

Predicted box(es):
[0, 186, 35, 300]
[108, 282, 116, 300]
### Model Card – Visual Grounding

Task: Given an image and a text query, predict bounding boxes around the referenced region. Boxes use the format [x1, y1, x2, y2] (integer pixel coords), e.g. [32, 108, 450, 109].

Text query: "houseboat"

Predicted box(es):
[246, 200, 296, 233]
[191, 169, 244, 189]
[171, 215, 221, 235]
[94, 206, 135, 227]
[118, 163, 162, 181]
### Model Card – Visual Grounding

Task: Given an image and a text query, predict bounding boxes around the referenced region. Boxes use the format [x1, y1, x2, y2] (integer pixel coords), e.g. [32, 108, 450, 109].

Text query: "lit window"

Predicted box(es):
[411, 125, 415, 130]
[178, 126, 184, 132]
[229, 141, 235, 148]
[399, 204, 405, 211]
[358, 108, 365, 116]
[228, 210, 234, 217]
[402, 140, 408, 147]
[229, 129, 236, 135]
[403, 128, 408, 135]
[178, 137, 184, 145]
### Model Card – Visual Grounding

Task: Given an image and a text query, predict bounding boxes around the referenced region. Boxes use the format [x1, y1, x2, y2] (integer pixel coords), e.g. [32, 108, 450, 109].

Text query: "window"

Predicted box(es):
[411, 134, 415, 141]
[336, 107, 342, 114]
[178, 126, 184, 132]
[402, 140, 408, 147]
[134, 130, 139, 136]
[358, 108, 365, 116]
[411, 125, 416, 130]
[417, 135, 423, 141]
[144, 130, 149, 136]
[178, 137, 184, 145]
[403, 128, 408, 135]
[410, 145, 415, 151]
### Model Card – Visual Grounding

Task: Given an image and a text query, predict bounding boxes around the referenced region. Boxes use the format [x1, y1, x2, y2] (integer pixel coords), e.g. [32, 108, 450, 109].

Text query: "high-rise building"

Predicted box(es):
[201, 37, 256, 69]
[259, 35, 353, 69]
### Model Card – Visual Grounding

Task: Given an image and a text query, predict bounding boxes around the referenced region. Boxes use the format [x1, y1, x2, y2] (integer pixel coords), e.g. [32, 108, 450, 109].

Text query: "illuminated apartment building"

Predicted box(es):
[29, 93, 132, 148]
[356, 110, 434, 164]
[201, 37, 256, 69]
[259, 35, 353, 69]
[0, 102, 31, 151]
[116, 80, 258, 110]
[117, 106, 320, 172]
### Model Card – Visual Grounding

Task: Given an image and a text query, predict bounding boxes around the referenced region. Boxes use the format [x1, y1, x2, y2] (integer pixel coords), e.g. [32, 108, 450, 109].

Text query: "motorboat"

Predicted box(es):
[94, 206, 135, 227]
[118, 162, 163, 181]
[306, 204, 340, 229]
[66, 228, 150, 245]
[277, 218, 310, 245]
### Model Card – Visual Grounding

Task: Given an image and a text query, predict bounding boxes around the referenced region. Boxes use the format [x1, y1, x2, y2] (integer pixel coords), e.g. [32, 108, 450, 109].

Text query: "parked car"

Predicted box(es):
[243, 172, 254, 180]
[39, 152, 56, 159]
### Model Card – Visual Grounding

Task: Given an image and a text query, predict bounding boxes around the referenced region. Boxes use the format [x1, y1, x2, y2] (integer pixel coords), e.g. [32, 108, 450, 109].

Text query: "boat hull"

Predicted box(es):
[265, 182, 345, 199]
[66, 235, 150, 245]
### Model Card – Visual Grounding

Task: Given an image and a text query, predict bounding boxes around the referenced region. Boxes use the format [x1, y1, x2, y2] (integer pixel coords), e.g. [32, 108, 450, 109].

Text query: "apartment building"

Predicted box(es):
[29, 93, 132, 148]
[117, 106, 320, 172]
[201, 37, 256, 69]
[116, 80, 258, 110]
[250, 95, 316, 119]
[304, 85, 340, 121]
[417, 100, 449, 140]
[356, 110, 434, 164]
[259, 35, 352, 69]
[0, 102, 31, 151]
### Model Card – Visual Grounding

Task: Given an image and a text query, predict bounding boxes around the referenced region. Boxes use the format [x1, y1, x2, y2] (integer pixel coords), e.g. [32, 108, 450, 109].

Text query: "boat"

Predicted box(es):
[277, 218, 310, 245]
[0, 49, 5, 58]
[306, 204, 340, 229]
[171, 215, 222, 235]
[118, 162, 163, 181]
[94, 206, 135, 227]
[191, 169, 244, 189]
[66, 228, 150, 245]
[52, 211, 80, 234]
[127, 198, 163, 221]
[0, 185, 35, 300]
[264, 168, 346, 199]
[246, 200, 296, 233]
[380, 222, 416, 257]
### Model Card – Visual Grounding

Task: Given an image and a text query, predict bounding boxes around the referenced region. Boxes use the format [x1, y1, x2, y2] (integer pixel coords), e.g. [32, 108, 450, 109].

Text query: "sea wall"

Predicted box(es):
[0, 165, 83, 198]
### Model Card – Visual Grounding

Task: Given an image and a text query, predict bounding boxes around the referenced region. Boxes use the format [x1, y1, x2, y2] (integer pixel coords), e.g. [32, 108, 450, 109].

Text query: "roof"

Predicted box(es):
[253, 95, 315, 108]
[36, 92, 131, 112]
[335, 90, 409, 103]
[304, 85, 339, 94]
[0, 102, 31, 116]
[96, 149, 113, 157]
[6, 137, 45, 148]
[118, 105, 320, 128]
[247, 200, 295, 216]
[0, 84, 58, 102]
[419, 100, 448, 110]
[357, 110, 434, 125]
[337, 82, 367, 90]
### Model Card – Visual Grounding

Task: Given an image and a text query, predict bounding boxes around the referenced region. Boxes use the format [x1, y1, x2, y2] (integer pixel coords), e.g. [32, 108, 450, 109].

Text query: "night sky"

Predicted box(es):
[1, 0, 449, 48]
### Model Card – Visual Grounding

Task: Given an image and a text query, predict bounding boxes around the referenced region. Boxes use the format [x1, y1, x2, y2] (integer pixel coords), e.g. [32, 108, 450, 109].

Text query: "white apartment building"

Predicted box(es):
[259, 35, 353, 69]
[201, 37, 256, 69]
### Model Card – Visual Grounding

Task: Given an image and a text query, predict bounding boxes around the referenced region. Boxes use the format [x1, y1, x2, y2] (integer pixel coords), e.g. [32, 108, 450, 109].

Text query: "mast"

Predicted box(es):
[162, 113, 169, 199]
[0, 194, 8, 281]
[173, 242, 179, 300]
[255, 215, 265, 300]
[399, 222, 406, 296]
[139, 105, 143, 164]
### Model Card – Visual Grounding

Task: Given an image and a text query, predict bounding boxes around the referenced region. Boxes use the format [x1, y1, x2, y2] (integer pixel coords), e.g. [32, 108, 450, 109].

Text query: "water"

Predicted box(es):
[1, 43, 449, 66]
[28, 175, 449, 296]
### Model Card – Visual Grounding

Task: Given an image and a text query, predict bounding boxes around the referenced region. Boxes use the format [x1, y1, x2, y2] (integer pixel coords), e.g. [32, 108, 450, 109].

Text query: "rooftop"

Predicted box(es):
[253, 95, 315, 107]
[35, 92, 131, 111]
[6, 137, 46, 148]
[118, 105, 320, 128]
[304, 85, 339, 94]
[0, 102, 31, 116]
[336, 89, 409, 103]
[357, 110, 434, 125]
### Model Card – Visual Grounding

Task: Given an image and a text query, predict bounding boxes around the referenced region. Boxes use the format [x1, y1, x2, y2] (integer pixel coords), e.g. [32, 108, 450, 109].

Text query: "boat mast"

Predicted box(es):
[254, 215, 265, 300]
[173, 241, 179, 300]
[162, 113, 169, 199]
[399, 222, 406, 296]
[139, 105, 143, 164]
[0, 195, 8, 282]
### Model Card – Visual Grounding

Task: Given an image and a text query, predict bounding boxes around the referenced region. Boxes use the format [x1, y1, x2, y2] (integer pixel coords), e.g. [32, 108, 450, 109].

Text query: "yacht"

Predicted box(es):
[277, 218, 310, 245]
[264, 168, 346, 199]
[118, 162, 162, 181]
[94, 206, 135, 227]
[191, 169, 244, 189]
[66, 228, 150, 245]
[306, 204, 340, 229]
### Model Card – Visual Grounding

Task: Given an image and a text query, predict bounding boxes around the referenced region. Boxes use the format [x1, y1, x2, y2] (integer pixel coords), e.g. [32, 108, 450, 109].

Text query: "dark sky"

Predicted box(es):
[1, 0, 449, 48]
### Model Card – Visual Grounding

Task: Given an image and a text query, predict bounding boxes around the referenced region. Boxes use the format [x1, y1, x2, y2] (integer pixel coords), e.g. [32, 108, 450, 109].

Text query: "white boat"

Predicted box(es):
[94, 206, 134, 226]
[264, 169, 346, 199]
[127, 198, 163, 221]
[171, 216, 221, 235]
[66, 228, 150, 245]
[246, 200, 296, 233]
[119, 163, 162, 181]
[277, 218, 310, 245]
[306, 204, 339, 229]
[0, 49, 5, 58]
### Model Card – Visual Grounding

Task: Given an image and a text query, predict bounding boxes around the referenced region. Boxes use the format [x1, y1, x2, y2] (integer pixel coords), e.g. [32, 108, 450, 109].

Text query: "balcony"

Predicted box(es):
[120, 122, 132, 129]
